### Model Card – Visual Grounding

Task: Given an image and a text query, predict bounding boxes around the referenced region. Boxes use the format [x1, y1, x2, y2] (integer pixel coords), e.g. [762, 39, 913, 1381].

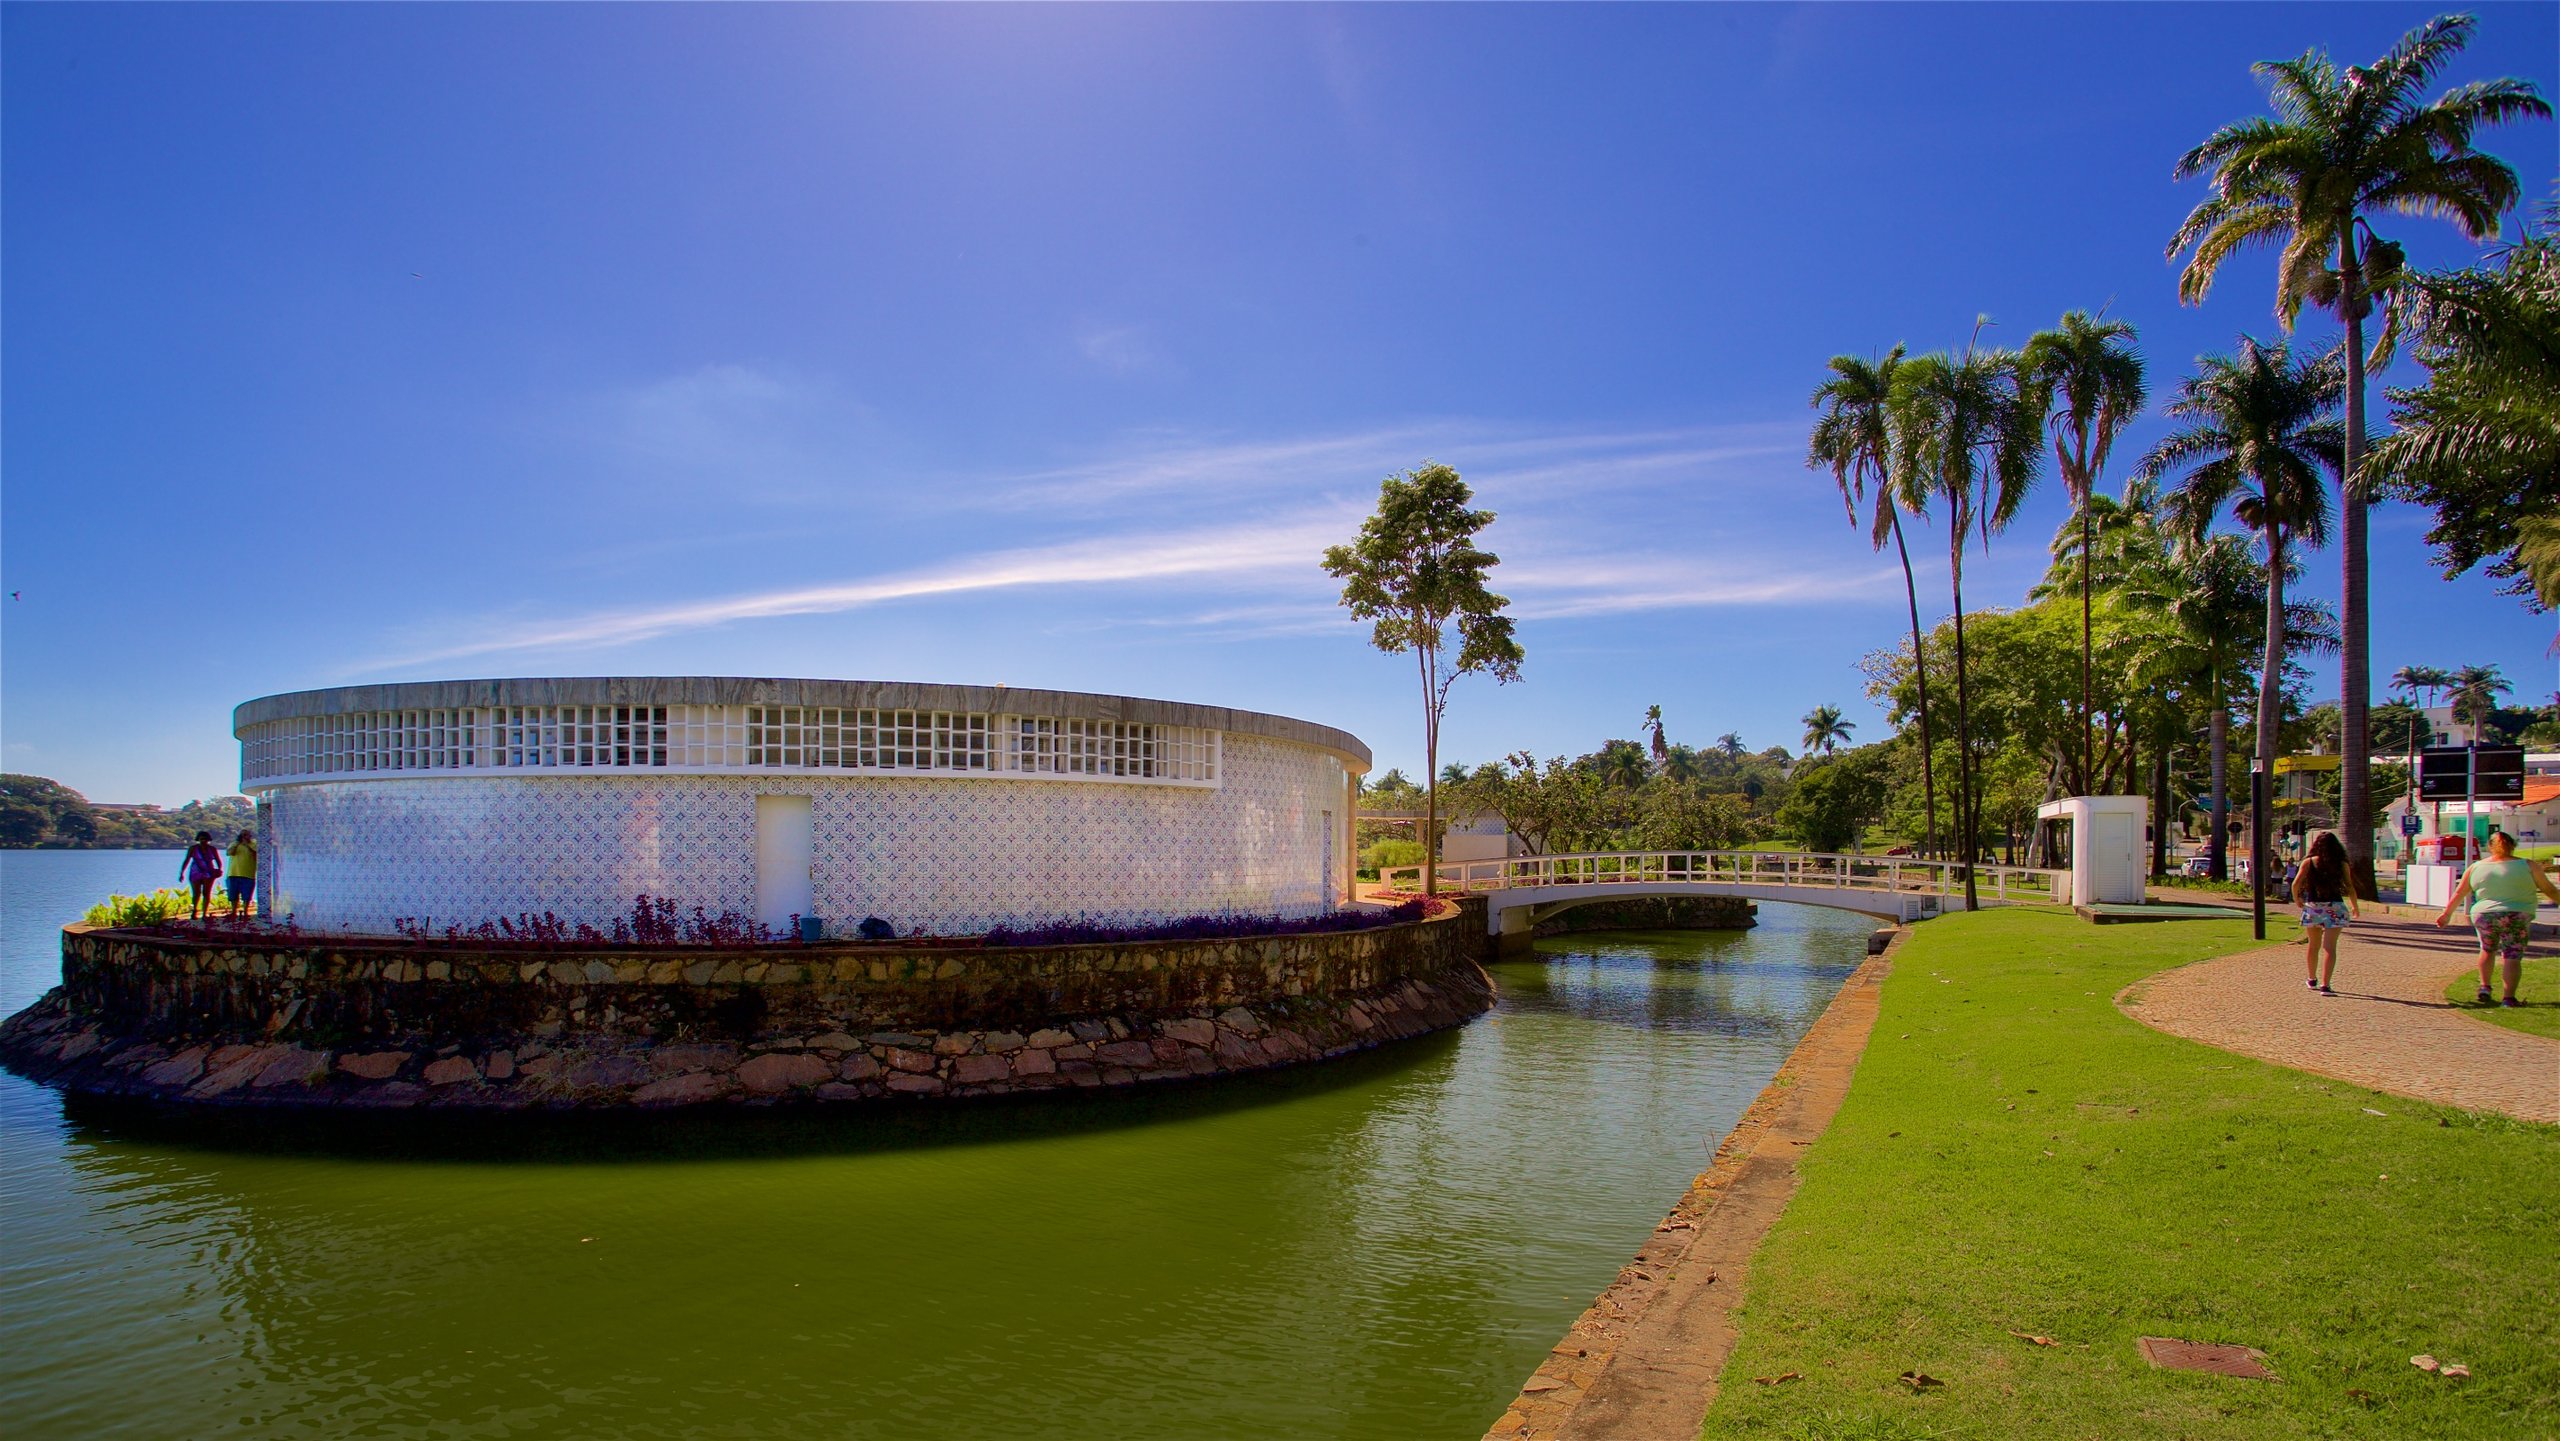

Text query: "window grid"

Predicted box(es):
[242, 706, 1217, 784]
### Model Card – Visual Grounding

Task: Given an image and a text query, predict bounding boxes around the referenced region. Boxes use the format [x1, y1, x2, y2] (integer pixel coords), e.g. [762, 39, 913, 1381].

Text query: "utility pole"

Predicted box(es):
[2250, 760, 2267, 942]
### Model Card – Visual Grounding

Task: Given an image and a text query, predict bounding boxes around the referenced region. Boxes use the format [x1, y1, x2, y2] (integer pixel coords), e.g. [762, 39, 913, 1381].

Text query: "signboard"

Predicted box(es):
[2400, 812, 2423, 836]
[2418, 744, 2526, 802]
[2273, 754, 2341, 775]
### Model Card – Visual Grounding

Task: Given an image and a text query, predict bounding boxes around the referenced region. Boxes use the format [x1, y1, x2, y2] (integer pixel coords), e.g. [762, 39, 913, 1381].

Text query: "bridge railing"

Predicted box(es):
[1376, 849, 2067, 907]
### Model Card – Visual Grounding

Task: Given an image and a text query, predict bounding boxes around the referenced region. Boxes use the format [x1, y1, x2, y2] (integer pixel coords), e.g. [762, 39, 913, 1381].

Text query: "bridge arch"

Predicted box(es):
[1377, 849, 2065, 955]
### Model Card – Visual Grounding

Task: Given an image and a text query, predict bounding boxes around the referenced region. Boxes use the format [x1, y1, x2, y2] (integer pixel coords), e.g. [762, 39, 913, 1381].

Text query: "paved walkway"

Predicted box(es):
[2118, 912, 2560, 1124]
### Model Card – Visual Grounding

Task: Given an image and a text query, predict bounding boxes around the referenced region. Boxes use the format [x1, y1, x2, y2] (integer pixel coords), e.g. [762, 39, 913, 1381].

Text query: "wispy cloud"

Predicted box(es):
[983, 418, 1798, 512]
[359, 512, 1358, 672]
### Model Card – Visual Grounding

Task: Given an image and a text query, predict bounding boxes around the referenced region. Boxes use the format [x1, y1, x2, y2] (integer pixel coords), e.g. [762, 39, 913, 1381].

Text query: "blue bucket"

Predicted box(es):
[797, 916, 826, 943]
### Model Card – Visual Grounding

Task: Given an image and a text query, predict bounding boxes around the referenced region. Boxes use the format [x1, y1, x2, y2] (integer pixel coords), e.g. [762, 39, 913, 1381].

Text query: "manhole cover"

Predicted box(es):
[2137, 1337, 2272, 1379]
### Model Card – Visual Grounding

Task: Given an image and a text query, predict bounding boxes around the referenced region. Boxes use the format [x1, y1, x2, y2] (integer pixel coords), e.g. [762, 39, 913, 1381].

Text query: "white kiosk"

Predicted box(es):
[2036, 795, 2149, 907]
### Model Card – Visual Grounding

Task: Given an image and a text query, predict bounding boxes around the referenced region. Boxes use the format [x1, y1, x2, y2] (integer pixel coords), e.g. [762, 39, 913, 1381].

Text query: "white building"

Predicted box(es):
[237, 678, 1368, 936]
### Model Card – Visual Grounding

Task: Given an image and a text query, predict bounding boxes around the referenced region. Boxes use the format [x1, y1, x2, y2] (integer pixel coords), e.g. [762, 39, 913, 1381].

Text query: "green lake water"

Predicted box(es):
[0, 849, 1869, 1440]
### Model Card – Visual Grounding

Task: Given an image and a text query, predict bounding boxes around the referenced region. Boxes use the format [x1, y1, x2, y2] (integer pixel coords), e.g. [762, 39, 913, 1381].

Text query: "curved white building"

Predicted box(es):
[236, 679, 1369, 936]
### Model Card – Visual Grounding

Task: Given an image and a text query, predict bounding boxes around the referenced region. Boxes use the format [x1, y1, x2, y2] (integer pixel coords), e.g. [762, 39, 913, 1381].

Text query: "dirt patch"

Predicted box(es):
[1481, 929, 1902, 1441]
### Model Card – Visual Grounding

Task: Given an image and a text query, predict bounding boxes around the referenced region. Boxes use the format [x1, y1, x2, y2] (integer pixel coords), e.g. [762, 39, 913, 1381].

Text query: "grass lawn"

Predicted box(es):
[2440, 954, 2560, 1041]
[1697, 909, 2559, 1441]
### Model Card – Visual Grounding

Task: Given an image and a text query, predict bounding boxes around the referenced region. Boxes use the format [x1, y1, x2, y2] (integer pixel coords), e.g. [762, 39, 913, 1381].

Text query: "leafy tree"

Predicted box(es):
[2140, 338, 2345, 894]
[0, 801, 48, 847]
[2369, 208, 2560, 607]
[2023, 312, 2147, 792]
[1891, 339, 2046, 903]
[1800, 705, 1855, 757]
[1324, 464, 1524, 896]
[1809, 345, 1940, 858]
[2169, 11, 2550, 887]
[1776, 749, 1891, 854]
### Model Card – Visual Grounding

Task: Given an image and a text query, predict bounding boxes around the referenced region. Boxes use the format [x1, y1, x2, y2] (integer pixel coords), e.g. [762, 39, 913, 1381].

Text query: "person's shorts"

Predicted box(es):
[2299, 900, 2349, 929]
[2473, 909, 2533, 962]
[225, 877, 255, 906]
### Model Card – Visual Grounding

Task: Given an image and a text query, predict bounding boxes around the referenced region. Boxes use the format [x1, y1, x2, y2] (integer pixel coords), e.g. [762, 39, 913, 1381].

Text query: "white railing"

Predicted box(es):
[1377, 849, 2068, 907]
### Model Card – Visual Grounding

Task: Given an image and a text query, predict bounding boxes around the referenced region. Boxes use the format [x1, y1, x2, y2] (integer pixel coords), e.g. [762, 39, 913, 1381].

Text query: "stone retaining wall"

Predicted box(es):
[0, 902, 1492, 1110]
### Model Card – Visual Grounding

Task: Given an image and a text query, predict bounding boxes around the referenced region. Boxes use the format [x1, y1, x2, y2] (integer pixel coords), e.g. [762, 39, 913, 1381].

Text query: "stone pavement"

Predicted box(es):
[2118, 912, 2560, 1125]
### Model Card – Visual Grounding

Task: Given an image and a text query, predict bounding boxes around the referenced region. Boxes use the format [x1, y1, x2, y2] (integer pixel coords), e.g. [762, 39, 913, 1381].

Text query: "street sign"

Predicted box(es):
[2418, 745, 2526, 802]
[2400, 812, 2422, 836]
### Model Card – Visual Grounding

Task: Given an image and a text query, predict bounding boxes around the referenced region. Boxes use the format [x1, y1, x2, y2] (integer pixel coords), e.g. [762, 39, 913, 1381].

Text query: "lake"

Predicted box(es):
[0, 847, 1867, 1440]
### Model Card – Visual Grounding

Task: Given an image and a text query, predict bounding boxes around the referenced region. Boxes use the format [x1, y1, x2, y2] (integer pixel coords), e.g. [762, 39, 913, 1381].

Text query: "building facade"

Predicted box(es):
[237, 679, 1368, 936]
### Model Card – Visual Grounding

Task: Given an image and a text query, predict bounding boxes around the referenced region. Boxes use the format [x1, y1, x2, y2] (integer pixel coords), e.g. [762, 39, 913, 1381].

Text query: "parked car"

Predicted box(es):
[2181, 854, 2213, 878]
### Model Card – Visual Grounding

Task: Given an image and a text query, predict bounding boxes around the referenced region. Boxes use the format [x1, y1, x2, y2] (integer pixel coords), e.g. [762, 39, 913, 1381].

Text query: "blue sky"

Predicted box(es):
[4, 3, 2554, 802]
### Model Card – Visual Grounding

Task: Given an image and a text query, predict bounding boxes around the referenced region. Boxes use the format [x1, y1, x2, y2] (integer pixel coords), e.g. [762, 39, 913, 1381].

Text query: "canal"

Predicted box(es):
[0, 849, 1869, 1440]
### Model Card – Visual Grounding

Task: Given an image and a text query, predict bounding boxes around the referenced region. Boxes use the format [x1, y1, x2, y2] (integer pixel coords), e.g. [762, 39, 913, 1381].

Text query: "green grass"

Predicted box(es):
[2440, 955, 2560, 1040]
[1698, 909, 2559, 1441]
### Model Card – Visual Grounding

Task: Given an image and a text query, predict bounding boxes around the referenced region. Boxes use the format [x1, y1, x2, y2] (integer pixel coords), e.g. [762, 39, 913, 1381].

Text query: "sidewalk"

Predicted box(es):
[2117, 911, 2560, 1124]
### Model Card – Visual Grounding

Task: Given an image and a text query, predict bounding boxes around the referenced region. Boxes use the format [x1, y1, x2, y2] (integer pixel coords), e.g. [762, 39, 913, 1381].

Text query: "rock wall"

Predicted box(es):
[0, 902, 1492, 1110]
[1530, 896, 1756, 935]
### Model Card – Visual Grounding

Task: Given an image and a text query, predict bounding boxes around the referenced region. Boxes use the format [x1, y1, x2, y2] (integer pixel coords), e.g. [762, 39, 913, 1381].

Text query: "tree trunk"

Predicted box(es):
[2208, 679, 2230, 881]
[2080, 502, 2094, 795]
[1418, 646, 1439, 900]
[2257, 535, 2289, 905]
[1949, 530, 1979, 911]
[2151, 726, 2171, 878]
[2338, 225, 2375, 899]
[1890, 511, 1940, 862]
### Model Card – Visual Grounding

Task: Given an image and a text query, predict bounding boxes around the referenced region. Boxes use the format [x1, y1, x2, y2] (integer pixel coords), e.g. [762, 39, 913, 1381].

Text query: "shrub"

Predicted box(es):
[980, 899, 1430, 949]
[83, 888, 194, 927]
[1362, 838, 1426, 872]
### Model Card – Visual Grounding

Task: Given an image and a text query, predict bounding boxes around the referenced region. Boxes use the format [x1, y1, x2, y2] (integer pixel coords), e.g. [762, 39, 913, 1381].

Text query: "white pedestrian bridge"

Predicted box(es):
[1378, 850, 2068, 951]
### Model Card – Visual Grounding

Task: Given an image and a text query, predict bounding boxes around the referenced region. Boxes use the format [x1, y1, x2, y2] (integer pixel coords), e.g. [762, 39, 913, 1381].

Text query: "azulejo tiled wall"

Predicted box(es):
[264, 735, 1347, 936]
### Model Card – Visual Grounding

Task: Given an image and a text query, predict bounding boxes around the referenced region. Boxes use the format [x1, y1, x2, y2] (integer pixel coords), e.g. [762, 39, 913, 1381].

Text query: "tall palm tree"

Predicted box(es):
[1715, 732, 1746, 760]
[2390, 663, 2453, 713]
[2168, 12, 2549, 892]
[2138, 338, 2345, 895]
[1892, 338, 2046, 907]
[2447, 663, 2510, 733]
[1801, 705, 1855, 758]
[1643, 705, 1669, 774]
[1810, 346, 1940, 857]
[2023, 313, 2147, 795]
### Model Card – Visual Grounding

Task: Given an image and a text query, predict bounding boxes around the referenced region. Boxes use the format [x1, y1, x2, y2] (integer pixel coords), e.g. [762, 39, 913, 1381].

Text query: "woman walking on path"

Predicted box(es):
[2435, 830, 2560, 1007]
[178, 831, 224, 922]
[2291, 832, 2359, 994]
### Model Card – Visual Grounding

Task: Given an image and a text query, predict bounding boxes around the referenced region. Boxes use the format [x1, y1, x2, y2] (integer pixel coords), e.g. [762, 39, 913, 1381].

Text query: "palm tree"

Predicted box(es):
[2138, 338, 2344, 896]
[2023, 313, 2147, 795]
[1439, 761, 1472, 790]
[1801, 705, 1855, 757]
[1643, 705, 1669, 774]
[2447, 663, 2510, 733]
[1715, 732, 1746, 760]
[2169, 12, 2549, 892]
[1892, 337, 2047, 907]
[2391, 663, 2453, 713]
[1811, 346, 1941, 858]
[2121, 534, 2260, 878]
[2370, 209, 2560, 606]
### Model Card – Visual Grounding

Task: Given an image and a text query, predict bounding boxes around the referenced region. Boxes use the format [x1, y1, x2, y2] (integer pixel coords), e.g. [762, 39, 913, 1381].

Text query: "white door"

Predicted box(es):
[2094, 811, 2139, 903]
[755, 795, 815, 932]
